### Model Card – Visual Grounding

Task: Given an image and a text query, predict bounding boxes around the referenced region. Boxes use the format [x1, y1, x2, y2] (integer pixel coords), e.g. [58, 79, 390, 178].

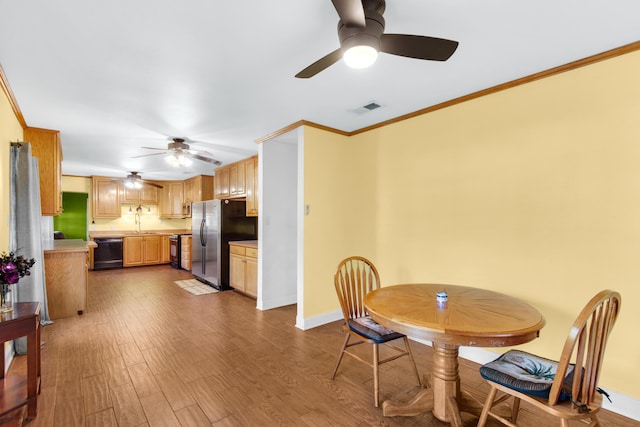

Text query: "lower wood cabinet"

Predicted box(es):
[229, 242, 258, 298]
[44, 249, 88, 319]
[160, 235, 171, 264]
[124, 235, 162, 266]
[181, 235, 192, 271]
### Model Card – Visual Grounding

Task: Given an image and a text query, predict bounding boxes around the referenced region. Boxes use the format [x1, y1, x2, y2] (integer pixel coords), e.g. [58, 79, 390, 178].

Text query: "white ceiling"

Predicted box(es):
[1, 0, 639, 181]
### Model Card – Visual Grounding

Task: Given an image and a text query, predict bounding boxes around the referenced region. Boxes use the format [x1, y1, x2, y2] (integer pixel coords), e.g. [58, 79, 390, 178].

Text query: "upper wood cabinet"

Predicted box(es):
[244, 156, 258, 217]
[214, 155, 258, 216]
[183, 175, 214, 217]
[214, 167, 230, 199]
[121, 184, 158, 205]
[158, 181, 184, 218]
[24, 127, 62, 216]
[229, 161, 246, 197]
[92, 176, 121, 218]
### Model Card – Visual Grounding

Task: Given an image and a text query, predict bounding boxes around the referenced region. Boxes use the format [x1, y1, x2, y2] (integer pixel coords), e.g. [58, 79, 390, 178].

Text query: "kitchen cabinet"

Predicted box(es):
[121, 184, 159, 205]
[92, 176, 121, 218]
[43, 240, 89, 319]
[229, 161, 246, 197]
[244, 155, 258, 217]
[160, 235, 171, 264]
[123, 235, 161, 266]
[183, 175, 214, 217]
[214, 167, 230, 199]
[24, 127, 62, 216]
[181, 235, 192, 271]
[214, 156, 258, 216]
[158, 181, 184, 218]
[229, 241, 258, 298]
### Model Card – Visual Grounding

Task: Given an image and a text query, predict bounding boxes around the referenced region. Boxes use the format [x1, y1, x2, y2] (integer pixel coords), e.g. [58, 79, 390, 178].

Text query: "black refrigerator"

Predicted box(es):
[191, 199, 257, 290]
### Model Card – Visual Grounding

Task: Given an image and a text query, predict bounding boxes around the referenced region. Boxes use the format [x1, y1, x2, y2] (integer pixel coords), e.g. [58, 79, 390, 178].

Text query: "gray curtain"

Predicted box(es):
[10, 143, 53, 355]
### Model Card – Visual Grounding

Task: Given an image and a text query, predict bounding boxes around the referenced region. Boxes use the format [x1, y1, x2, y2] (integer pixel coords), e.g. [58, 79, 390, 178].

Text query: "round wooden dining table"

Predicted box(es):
[364, 283, 545, 426]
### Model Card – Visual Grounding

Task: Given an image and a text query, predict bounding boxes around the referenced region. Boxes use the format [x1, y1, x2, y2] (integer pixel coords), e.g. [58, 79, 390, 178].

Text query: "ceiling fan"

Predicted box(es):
[114, 172, 163, 189]
[295, 0, 459, 78]
[133, 137, 222, 167]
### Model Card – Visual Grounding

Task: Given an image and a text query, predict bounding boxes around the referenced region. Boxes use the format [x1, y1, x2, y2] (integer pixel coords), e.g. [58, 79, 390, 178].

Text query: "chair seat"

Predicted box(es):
[348, 315, 405, 343]
[480, 350, 576, 400]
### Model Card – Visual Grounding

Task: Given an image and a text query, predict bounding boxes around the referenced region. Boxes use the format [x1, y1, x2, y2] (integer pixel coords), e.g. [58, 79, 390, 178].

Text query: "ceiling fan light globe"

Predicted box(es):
[343, 45, 378, 69]
[134, 181, 142, 189]
[165, 153, 180, 167]
[178, 154, 192, 167]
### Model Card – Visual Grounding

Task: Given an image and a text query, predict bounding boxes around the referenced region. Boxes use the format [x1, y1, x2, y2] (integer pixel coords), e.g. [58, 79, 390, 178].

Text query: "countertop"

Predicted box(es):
[89, 229, 191, 239]
[43, 239, 96, 254]
[228, 240, 258, 249]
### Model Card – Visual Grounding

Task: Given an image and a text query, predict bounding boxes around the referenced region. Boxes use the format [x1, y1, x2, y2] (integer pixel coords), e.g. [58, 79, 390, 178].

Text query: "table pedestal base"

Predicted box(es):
[381, 342, 484, 426]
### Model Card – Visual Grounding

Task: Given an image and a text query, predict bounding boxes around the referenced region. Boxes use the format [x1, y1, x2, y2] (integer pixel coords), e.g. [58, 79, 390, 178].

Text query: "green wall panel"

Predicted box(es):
[53, 192, 88, 240]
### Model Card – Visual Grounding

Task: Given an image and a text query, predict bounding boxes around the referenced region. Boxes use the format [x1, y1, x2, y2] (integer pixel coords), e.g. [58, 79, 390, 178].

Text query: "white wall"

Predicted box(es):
[258, 133, 298, 310]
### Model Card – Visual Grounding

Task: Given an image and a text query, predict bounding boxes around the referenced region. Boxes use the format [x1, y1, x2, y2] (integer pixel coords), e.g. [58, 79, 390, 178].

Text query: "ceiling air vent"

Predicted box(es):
[350, 101, 383, 115]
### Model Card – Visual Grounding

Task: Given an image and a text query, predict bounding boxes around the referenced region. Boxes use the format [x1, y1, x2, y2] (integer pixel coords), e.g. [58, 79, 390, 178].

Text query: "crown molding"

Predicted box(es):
[0, 64, 27, 129]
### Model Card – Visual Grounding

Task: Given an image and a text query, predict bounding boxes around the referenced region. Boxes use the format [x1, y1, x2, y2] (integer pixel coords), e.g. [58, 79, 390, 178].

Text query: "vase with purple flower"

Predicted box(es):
[0, 251, 36, 313]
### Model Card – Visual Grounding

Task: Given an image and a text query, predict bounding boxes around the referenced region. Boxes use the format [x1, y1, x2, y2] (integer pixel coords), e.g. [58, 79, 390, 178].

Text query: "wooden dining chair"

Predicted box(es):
[477, 290, 621, 427]
[331, 256, 421, 407]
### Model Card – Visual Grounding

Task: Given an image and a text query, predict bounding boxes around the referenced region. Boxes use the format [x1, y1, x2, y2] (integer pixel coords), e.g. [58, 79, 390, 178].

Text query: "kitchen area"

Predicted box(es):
[42, 144, 260, 322]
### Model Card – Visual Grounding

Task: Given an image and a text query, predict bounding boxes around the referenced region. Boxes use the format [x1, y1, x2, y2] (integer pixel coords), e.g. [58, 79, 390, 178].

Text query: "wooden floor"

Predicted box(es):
[2, 265, 636, 426]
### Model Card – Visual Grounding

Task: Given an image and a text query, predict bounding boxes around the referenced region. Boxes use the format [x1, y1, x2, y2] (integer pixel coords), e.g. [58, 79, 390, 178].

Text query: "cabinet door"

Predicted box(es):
[229, 252, 245, 292]
[143, 236, 161, 264]
[93, 177, 121, 218]
[214, 167, 230, 199]
[121, 186, 140, 204]
[140, 185, 159, 204]
[245, 156, 258, 217]
[160, 235, 171, 264]
[159, 181, 185, 218]
[245, 255, 258, 298]
[184, 178, 194, 203]
[25, 127, 62, 216]
[229, 161, 246, 197]
[124, 236, 143, 266]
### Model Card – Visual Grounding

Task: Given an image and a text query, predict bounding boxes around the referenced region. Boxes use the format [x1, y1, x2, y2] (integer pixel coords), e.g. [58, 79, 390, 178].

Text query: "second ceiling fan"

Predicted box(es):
[296, 0, 459, 78]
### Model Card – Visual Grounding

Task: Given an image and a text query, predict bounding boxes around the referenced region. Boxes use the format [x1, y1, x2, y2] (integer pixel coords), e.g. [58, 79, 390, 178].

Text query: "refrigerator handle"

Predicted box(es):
[200, 219, 206, 246]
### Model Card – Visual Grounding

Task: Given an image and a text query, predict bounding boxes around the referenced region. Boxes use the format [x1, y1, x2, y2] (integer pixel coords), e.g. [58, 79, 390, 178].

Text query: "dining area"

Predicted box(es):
[331, 256, 622, 427]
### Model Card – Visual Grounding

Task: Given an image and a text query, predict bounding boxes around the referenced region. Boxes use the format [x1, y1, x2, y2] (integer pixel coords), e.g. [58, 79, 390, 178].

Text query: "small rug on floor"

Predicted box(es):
[174, 279, 219, 295]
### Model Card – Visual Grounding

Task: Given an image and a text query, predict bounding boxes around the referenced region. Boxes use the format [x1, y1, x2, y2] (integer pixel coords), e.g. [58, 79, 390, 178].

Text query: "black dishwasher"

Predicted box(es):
[93, 238, 124, 270]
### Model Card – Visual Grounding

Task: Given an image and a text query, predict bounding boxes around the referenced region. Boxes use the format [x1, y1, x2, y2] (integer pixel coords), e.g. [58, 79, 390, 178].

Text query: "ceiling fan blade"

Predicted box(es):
[141, 146, 168, 151]
[143, 181, 163, 189]
[380, 34, 459, 61]
[331, 0, 365, 28]
[191, 153, 222, 166]
[295, 48, 343, 79]
[131, 152, 166, 159]
[187, 149, 216, 158]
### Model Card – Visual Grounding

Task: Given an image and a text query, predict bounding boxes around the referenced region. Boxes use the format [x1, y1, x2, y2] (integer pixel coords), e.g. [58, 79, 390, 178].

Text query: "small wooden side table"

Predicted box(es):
[0, 302, 41, 419]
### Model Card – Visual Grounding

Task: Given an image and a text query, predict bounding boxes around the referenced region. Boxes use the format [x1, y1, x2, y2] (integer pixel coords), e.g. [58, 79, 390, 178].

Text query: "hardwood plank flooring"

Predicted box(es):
[1, 265, 636, 426]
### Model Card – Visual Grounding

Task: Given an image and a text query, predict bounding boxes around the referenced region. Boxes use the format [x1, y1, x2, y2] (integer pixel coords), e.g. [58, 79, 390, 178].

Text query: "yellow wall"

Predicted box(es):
[0, 87, 23, 252]
[62, 175, 190, 232]
[302, 127, 354, 315]
[303, 50, 640, 398]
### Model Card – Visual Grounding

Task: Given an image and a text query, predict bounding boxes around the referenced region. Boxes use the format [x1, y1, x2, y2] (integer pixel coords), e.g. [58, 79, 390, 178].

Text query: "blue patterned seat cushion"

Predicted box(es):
[480, 350, 576, 400]
[348, 316, 405, 343]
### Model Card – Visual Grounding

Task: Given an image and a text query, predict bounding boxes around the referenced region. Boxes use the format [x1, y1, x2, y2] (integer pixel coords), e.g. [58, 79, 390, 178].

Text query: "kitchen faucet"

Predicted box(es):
[135, 206, 143, 233]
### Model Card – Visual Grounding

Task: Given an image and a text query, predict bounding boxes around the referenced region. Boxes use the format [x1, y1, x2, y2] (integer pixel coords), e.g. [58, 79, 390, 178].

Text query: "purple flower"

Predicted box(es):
[5, 272, 19, 284]
[1, 262, 16, 274]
